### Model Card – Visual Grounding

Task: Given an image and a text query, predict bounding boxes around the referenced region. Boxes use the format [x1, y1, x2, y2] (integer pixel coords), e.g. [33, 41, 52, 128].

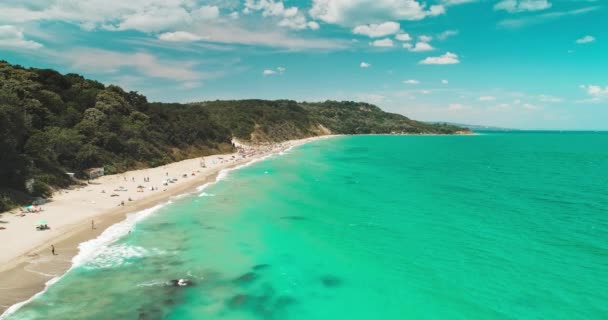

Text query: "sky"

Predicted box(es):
[0, 0, 606, 130]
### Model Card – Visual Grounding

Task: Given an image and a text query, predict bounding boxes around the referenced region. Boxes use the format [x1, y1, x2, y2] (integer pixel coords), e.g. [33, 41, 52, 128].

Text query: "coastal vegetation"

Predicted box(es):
[0, 60, 467, 210]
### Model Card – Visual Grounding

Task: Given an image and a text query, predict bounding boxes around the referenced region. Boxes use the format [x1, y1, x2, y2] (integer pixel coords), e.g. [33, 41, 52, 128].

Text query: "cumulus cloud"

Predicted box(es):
[360, 62, 371, 68]
[494, 0, 552, 13]
[406, 42, 434, 52]
[370, 38, 394, 47]
[0, 1, 348, 50]
[157, 31, 204, 42]
[419, 52, 460, 65]
[0, 1, 222, 33]
[418, 35, 432, 42]
[576, 35, 595, 44]
[442, 0, 478, 5]
[309, 0, 445, 26]
[479, 96, 497, 101]
[441, 79, 449, 84]
[395, 33, 412, 41]
[245, 0, 319, 30]
[580, 84, 608, 97]
[0, 25, 43, 49]
[403, 79, 420, 84]
[352, 21, 400, 38]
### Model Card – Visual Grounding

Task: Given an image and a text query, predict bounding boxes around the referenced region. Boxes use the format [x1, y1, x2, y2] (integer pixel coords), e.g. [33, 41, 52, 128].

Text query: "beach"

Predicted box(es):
[0, 136, 329, 314]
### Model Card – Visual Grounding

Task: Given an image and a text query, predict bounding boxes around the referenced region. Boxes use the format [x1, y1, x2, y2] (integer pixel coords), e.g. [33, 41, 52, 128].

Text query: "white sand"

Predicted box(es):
[0, 136, 329, 270]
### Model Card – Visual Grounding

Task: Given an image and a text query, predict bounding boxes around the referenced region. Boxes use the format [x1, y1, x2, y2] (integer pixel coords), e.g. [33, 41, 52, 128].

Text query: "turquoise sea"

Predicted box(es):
[4, 133, 608, 319]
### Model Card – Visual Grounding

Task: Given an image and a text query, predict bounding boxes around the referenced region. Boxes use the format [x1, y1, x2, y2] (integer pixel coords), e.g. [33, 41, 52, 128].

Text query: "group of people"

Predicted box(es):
[36, 224, 50, 231]
[20, 206, 43, 213]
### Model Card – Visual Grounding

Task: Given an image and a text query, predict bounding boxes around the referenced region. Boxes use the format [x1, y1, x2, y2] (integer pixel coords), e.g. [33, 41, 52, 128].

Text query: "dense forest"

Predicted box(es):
[0, 60, 468, 210]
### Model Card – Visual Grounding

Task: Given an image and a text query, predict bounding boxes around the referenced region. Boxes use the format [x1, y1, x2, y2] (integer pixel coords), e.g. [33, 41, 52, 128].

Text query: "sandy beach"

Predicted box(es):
[0, 136, 330, 314]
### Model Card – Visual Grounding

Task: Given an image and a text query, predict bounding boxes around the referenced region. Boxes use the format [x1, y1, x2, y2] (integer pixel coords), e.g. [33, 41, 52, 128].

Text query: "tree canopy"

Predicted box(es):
[0, 60, 467, 210]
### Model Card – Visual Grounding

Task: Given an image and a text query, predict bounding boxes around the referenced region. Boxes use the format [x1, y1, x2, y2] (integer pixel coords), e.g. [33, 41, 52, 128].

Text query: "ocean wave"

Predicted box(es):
[72, 203, 168, 267]
[81, 244, 165, 270]
[1, 143, 305, 318]
[0, 203, 168, 319]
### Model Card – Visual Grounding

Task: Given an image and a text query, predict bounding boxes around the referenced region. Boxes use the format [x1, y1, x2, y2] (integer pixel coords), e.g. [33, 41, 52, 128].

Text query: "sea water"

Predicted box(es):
[4, 133, 608, 319]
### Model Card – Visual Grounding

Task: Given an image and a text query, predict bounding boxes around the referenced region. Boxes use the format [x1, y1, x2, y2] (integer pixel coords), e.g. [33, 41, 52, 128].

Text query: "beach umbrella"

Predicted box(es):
[38, 220, 47, 225]
[137, 185, 144, 188]
[26, 205, 34, 209]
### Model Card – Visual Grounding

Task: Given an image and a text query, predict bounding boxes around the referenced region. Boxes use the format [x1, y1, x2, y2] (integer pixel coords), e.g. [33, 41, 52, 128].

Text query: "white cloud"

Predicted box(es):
[538, 94, 562, 102]
[522, 103, 540, 110]
[352, 21, 400, 38]
[419, 52, 460, 65]
[437, 30, 458, 40]
[157, 31, 204, 42]
[494, 0, 552, 13]
[0, 1, 345, 50]
[0, 1, 220, 33]
[448, 103, 471, 111]
[395, 33, 411, 41]
[580, 84, 608, 97]
[441, 79, 449, 84]
[403, 79, 420, 84]
[360, 62, 371, 68]
[308, 21, 320, 30]
[63, 48, 201, 82]
[245, 0, 319, 30]
[498, 6, 598, 28]
[402, 43, 412, 49]
[479, 96, 496, 101]
[263, 66, 286, 75]
[442, 0, 478, 5]
[576, 35, 595, 44]
[418, 35, 432, 42]
[309, 0, 445, 26]
[182, 21, 345, 50]
[370, 38, 394, 47]
[407, 42, 434, 52]
[0, 25, 43, 49]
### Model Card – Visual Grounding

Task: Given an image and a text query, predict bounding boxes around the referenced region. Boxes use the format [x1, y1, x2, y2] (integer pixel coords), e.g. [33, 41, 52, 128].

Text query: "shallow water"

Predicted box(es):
[5, 133, 608, 319]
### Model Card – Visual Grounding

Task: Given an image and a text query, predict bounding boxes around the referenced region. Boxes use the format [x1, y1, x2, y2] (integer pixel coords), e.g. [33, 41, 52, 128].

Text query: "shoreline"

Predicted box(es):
[0, 135, 332, 316]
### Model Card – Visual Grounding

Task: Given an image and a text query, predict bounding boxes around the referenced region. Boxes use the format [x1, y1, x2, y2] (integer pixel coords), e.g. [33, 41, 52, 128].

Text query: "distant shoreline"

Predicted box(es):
[0, 135, 333, 317]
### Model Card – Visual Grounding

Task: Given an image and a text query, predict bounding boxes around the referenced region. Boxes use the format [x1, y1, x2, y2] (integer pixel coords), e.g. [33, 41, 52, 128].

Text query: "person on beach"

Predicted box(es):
[91, 220, 95, 230]
[51, 245, 56, 255]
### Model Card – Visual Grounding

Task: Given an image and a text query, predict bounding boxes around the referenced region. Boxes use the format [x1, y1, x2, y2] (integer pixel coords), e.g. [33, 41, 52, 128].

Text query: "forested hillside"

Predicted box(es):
[0, 61, 467, 209]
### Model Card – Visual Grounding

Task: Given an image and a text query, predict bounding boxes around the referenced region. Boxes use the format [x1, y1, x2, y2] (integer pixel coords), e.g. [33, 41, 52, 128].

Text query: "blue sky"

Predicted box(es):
[0, 0, 606, 130]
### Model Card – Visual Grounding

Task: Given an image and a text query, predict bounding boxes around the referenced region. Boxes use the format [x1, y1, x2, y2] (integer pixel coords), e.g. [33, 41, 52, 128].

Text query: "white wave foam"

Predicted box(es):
[198, 192, 215, 197]
[0, 203, 168, 319]
[72, 203, 167, 267]
[1, 143, 307, 318]
[81, 244, 164, 270]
